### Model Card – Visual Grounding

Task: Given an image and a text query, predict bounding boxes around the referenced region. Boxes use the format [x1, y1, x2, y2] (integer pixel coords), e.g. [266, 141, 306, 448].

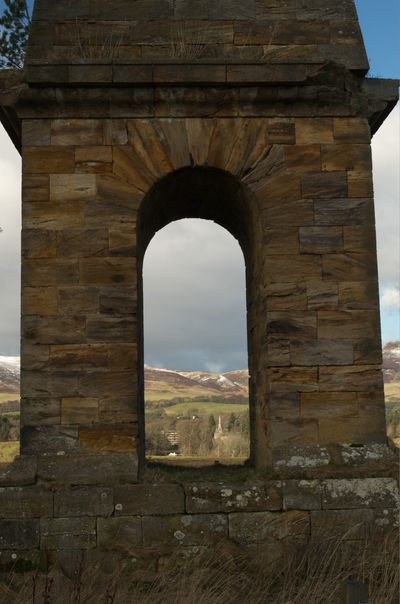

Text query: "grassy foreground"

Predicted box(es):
[0, 532, 397, 604]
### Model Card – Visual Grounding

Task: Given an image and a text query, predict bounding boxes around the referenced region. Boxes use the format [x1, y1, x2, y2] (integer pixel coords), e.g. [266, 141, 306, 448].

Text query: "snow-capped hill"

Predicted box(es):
[383, 341, 400, 383]
[0, 356, 20, 392]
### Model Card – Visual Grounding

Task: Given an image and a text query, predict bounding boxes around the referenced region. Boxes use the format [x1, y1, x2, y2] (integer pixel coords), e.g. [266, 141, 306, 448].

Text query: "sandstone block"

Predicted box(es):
[333, 118, 370, 143]
[22, 229, 57, 259]
[50, 174, 96, 202]
[50, 344, 108, 371]
[282, 480, 321, 510]
[269, 392, 300, 419]
[79, 425, 137, 452]
[20, 343, 49, 371]
[86, 317, 136, 343]
[98, 398, 137, 423]
[317, 310, 379, 339]
[343, 226, 376, 253]
[299, 226, 343, 254]
[23, 316, 85, 344]
[296, 119, 333, 144]
[266, 311, 317, 339]
[0, 487, 53, 518]
[142, 514, 228, 547]
[262, 199, 314, 226]
[69, 65, 113, 84]
[22, 259, 79, 287]
[264, 255, 322, 284]
[347, 171, 373, 198]
[302, 172, 347, 198]
[0, 456, 37, 487]
[79, 371, 137, 397]
[322, 254, 377, 282]
[97, 517, 142, 549]
[306, 281, 338, 310]
[24, 147, 75, 174]
[21, 398, 61, 426]
[58, 287, 99, 315]
[54, 487, 113, 517]
[23, 200, 85, 230]
[61, 398, 99, 425]
[314, 198, 374, 226]
[263, 227, 299, 255]
[51, 119, 104, 146]
[319, 416, 386, 444]
[319, 365, 383, 392]
[311, 509, 374, 539]
[22, 174, 49, 202]
[268, 367, 318, 393]
[338, 281, 379, 309]
[322, 479, 399, 510]
[273, 445, 331, 470]
[291, 339, 353, 366]
[265, 337, 291, 366]
[284, 144, 321, 171]
[58, 229, 108, 257]
[229, 510, 309, 545]
[79, 258, 136, 286]
[321, 144, 371, 172]
[41, 518, 96, 549]
[266, 283, 308, 311]
[37, 453, 138, 485]
[21, 426, 79, 455]
[0, 520, 40, 549]
[114, 484, 184, 515]
[185, 481, 281, 514]
[22, 287, 58, 316]
[340, 444, 396, 466]
[300, 392, 357, 419]
[99, 288, 137, 315]
[109, 226, 137, 256]
[209, 0, 255, 20]
[269, 419, 319, 447]
[22, 120, 51, 146]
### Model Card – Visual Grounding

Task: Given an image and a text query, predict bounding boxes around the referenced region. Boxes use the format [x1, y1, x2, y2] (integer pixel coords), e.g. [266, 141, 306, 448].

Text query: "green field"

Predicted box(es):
[0, 441, 19, 462]
[163, 401, 248, 417]
[384, 383, 400, 404]
[0, 392, 19, 403]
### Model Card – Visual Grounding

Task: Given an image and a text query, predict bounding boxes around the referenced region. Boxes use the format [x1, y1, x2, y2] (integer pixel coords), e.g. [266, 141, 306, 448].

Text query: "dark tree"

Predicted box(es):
[0, 0, 31, 69]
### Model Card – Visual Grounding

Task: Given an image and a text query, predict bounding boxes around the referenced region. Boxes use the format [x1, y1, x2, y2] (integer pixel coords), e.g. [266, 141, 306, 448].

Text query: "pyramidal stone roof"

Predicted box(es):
[26, 0, 369, 72]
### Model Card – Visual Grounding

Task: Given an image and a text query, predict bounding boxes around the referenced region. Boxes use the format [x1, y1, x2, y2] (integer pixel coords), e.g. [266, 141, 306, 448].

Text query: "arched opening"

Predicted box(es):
[137, 166, 261, 468]
[143, 219, 249, 465]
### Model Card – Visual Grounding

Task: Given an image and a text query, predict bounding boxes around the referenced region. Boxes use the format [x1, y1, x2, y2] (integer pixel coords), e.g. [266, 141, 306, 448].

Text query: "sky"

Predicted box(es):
[0, 1, 399, 371]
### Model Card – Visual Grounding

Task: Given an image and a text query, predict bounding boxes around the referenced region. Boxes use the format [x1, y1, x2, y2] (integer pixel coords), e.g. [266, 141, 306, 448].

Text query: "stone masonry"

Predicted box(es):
[0, 0, 398, 563]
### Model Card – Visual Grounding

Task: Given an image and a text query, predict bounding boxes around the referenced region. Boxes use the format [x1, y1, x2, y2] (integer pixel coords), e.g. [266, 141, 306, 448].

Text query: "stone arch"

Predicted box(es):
[136, 165, 263, 468]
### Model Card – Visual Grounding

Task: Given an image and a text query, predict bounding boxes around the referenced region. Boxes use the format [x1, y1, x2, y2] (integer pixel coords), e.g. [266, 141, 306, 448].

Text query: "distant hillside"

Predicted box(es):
[0, 357, 20, 392]
[0, 343, 398, 398]
[144, 365, 248, 402]
[382, 341, 400, 383]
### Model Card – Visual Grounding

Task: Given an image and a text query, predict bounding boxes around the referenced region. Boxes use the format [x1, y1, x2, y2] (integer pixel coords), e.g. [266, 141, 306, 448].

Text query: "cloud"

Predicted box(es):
[143, 219, 248, 372]
[372, 103, 400, 286]
[0, 127, 21, 355]
[381, 287, 400, 311]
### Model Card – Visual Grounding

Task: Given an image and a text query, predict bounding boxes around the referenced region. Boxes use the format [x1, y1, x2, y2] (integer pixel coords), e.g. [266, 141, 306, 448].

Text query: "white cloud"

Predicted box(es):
[381, 287, 400, 311]
[372, 103, 400, 286]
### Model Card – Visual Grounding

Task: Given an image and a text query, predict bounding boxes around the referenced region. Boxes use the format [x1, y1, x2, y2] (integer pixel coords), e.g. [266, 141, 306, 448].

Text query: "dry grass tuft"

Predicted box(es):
[0, 531, 398, 604]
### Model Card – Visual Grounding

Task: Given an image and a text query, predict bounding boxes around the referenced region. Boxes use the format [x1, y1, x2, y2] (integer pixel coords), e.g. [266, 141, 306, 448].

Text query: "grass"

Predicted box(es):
[384, 382, 400, 403]
[0, 393, 19, 403]
[163, 401, 248, 417]
[0, 531, 397, 604]
[0, 441, 19, 462]
[145, 381, 223, 401]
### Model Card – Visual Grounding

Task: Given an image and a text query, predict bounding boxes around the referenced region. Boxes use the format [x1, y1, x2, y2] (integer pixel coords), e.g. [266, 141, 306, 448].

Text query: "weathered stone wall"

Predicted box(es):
[0, 0, 398, 562]
[20, 110, 387, 465]
[0, 452, 398, 568]
[26, 0, 368, 73]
